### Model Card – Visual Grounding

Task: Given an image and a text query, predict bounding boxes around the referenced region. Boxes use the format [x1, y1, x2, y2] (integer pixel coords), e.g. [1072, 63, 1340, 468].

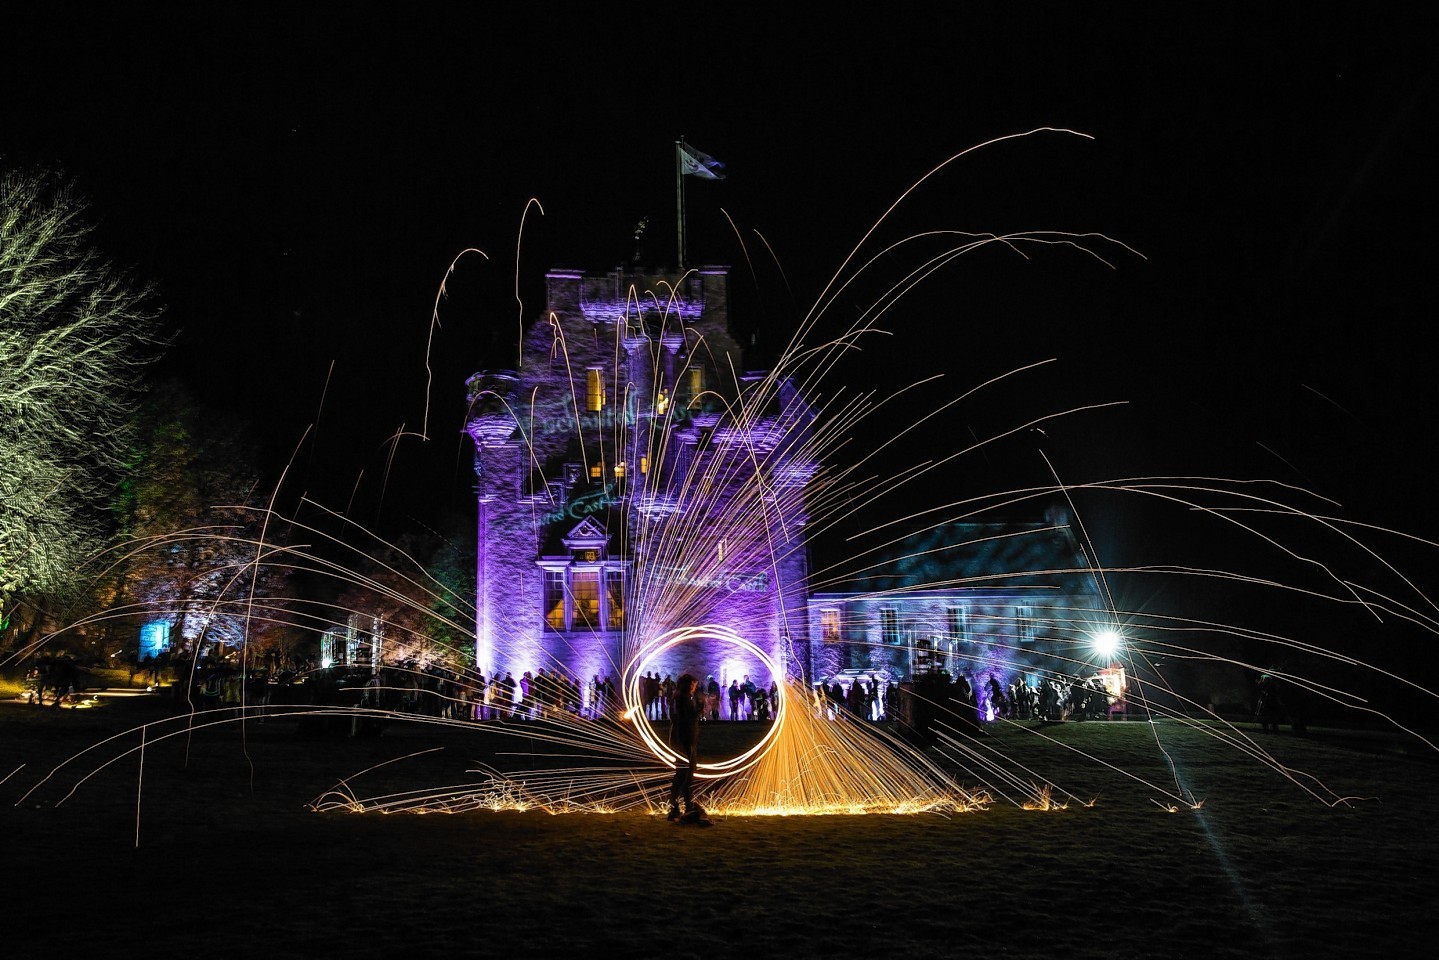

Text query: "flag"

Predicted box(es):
[677, 142, 726, 180]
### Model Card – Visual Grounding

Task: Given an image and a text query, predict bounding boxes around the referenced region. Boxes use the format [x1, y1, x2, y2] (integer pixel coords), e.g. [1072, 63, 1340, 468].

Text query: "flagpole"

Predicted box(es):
[675, 138, 686, 270]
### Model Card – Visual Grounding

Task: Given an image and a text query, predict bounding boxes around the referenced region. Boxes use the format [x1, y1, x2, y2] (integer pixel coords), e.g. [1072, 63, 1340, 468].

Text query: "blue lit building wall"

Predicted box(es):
[809, 515, 1110, 715]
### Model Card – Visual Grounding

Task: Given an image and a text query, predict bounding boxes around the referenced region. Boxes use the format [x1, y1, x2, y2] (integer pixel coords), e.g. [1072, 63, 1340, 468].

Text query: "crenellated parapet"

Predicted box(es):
[543, 266, 727, 329]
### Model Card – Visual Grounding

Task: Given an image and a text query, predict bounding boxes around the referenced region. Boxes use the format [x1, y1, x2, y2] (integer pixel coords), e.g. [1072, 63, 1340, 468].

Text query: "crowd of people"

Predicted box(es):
[812, 675, 896, 721]
[315, 663, 789, 724]
[943, 670, 1124, 722]
[636, 672, 783, 723]
[817, 670, 1127, 726]
[21, 648, 1125, 731]
[1021, 674, 1123, 722]
[321, 664, 1128, 726]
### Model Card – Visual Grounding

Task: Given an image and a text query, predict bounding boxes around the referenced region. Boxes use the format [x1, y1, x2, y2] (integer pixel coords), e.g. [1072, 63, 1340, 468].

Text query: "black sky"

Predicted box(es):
[7, 4, 1436, 563]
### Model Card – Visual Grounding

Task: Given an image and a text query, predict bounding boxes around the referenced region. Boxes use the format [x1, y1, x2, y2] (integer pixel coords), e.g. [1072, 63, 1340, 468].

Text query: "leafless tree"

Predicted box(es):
[1, 168, 163, 646]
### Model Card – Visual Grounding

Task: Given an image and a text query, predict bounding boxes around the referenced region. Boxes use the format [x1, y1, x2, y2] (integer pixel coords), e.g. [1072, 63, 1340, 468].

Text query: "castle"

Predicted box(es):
[465, 264, 1109, 716]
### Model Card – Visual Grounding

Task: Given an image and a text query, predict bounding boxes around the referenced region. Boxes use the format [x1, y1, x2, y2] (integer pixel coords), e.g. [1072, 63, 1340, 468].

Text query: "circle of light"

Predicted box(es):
[624, 624, 787, 781]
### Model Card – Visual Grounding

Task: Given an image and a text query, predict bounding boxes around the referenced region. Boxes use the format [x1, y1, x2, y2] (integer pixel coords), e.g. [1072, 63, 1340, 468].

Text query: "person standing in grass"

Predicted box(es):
[667, 673, 710, 826]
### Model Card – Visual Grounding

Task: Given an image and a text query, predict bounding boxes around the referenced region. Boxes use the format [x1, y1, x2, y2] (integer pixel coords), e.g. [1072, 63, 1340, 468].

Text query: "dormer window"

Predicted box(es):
[539, 518, 626, 633]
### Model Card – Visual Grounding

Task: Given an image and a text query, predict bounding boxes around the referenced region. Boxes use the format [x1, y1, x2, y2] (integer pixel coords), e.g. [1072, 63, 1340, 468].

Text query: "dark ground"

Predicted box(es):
[3, 695, 1436, 960]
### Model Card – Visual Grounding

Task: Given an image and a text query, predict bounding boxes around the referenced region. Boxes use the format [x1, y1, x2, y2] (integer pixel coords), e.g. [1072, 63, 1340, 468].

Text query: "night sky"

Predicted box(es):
[8, 6, 1436, 593]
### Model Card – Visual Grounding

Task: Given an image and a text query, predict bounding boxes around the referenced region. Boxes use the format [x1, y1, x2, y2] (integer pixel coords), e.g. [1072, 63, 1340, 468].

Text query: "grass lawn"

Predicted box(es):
[3, 693, 1435, 959]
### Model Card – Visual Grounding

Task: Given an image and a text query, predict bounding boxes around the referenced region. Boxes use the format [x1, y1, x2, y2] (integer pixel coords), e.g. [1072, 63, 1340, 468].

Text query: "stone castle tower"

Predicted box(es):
[465, 265, 815, 704]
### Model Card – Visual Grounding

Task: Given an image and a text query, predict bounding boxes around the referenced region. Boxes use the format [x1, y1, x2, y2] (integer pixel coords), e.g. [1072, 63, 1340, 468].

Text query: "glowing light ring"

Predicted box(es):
[624, 624, 787, 781]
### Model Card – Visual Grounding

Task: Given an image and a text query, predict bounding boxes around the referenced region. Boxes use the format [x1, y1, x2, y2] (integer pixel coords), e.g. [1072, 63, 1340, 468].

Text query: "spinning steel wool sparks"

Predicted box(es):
[11, 131, 1438, 825]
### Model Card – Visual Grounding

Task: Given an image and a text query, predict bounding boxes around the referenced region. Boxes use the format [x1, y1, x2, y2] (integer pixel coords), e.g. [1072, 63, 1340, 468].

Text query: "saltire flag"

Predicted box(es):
[677, 142, 726, 180]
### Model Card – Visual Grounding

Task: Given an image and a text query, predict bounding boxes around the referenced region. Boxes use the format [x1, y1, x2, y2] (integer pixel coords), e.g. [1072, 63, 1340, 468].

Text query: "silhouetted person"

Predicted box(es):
[846, 679, 865, 716]
[987, 675, 1005, 720]
[51, 656, 78, 708]
[667, 673, 710, 826]
[954, 673, 979, 730]
[1255, 673, 1283, 732]
[1040, 679, 1060, 721]
[704, 675, 721, 721]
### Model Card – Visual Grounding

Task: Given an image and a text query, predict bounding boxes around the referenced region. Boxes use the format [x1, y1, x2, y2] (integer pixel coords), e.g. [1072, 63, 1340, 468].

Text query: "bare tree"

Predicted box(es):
[1, 168, 162, 646]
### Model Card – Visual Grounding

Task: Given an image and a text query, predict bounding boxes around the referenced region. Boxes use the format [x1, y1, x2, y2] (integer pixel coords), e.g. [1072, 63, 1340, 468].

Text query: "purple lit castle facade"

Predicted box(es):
[464, 266, 815, 707]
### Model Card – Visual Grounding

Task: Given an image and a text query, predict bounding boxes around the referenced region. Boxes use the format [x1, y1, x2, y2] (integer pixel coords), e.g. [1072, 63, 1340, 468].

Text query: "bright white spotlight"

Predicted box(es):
[1094, 629, 1122, 660]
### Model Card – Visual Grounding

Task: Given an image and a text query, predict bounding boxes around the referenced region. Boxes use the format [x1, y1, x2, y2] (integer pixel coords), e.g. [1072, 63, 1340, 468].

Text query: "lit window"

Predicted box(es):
[655, 388, 669, 415]
[639, 455, 649, 475]
[686, 365, 703, 405]
[880, 608, 900, 645]
[544, 571, 566, 631]
[821, 609, 840, 644]
[590, 461, 604, 480]
[606, 570, 625, 630]
[614, 460, 627, 479]
[572, 570, 600, 628]
[586, 367, 605, 412]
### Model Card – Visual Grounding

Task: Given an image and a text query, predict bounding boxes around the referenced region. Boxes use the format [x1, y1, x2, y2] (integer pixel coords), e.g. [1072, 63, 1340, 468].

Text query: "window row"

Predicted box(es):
[820, 605, 1034, 645]
[586, 365, 706, 413]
